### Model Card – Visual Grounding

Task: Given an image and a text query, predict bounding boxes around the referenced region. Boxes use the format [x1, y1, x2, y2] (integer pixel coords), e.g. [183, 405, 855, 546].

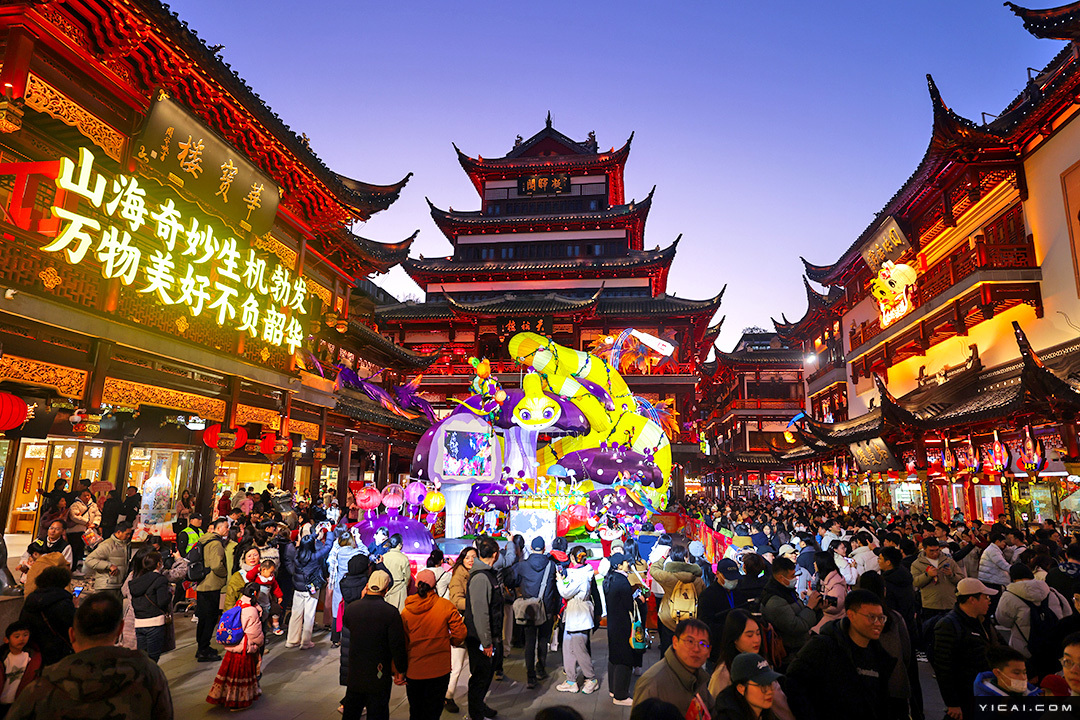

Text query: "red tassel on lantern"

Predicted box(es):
[0, 393, 27, 431]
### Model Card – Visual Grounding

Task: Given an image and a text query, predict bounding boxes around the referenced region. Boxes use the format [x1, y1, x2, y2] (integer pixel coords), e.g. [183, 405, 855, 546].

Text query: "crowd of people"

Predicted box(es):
[3, 479, 1080, 719]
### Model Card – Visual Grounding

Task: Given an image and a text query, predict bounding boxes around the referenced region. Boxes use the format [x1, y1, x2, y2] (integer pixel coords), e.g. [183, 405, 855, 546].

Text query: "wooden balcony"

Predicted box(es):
[849, 235, 1038, 351]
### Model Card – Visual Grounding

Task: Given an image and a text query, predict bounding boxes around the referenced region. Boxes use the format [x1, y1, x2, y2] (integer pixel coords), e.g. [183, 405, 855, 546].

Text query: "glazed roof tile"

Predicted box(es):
[404, 239, 677, 275]
[334, 392, 429, 434]
[134, 1, 411, 221]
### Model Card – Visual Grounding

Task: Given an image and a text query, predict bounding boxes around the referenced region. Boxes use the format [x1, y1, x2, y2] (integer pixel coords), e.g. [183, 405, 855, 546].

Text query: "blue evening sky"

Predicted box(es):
[175, 1, 1053, 350]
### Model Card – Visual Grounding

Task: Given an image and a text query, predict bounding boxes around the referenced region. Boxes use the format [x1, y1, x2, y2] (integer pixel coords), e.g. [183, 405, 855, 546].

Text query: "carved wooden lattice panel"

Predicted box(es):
[0, 237, 101, 308]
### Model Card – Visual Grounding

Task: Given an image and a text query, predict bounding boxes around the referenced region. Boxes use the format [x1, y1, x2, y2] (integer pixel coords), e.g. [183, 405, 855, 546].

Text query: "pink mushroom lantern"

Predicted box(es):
[381, 483, 406, 515]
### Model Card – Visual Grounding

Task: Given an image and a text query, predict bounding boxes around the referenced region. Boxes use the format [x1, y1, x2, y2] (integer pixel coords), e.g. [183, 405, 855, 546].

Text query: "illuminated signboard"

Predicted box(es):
[134, 93, 280, 237]
[1019, 425, 1046, 474]
[862, 216, 917, 328]
[517, 174, 571, 196]
[848, 437, 901, 473]
[496, 316, 552, 336]
[41, 147, 307, 355]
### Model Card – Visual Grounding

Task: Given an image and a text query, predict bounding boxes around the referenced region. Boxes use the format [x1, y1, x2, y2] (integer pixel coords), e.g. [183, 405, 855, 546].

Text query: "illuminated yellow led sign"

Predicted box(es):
[42, 147, 308, 355]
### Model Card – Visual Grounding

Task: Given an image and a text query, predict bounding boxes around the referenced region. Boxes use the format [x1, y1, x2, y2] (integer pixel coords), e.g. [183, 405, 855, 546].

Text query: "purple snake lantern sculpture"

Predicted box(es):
[352, 513, 434, 556]
[586, 487, 646, 517]
[338, 367, 436, 422]
[557, 441, 665, 488]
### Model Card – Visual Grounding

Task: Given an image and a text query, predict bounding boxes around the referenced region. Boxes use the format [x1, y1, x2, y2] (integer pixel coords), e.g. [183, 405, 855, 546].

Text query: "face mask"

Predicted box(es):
[1003, 677, 1028, 693]
[723, 579, 738, 590]
[787, 578, 798, 589]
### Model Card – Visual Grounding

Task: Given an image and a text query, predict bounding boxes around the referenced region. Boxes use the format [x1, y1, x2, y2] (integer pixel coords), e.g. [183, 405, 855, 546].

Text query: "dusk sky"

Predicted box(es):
[178, 1, 1055, 350]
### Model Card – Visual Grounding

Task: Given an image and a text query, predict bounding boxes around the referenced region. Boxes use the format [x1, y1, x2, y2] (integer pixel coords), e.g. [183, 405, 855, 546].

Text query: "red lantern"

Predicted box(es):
[259, 433, 292, 456]
[0, 393, 28, 431]
[202, 424, 247, 455]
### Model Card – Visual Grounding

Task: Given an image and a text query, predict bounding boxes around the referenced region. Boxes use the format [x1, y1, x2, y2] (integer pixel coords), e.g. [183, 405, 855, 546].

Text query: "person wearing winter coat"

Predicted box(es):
[444, 547, 476, 714]
[832, 542, 859, 586]
[225, 548, 262, 611]
[464, 537, 503, 720]
[1046, 542, 1080, 599]
[911, 538, 964, 621]
[336, 554, 371, 713]
[7, 593, 173, 720]
[327, 533, 365, 645]
[206, 583, 263, 710]
[632, 618, 713, 714]
[128, 551, 172, 662]
[931, 578, 1001, 720]
[759, 557, 821, 663]
[83, 523, 132, 597]
[856, 571, 916, 720]
[851, 532, 880, 577]
[603, 553, 638, 706]
[877, 547, 918, 637]
[380, 535, 411, 612]
[785, 590, 897, 720]
[341, 570, 407, 720]
[978, 532, 1012, 590]
[995, 562, 1073, 675]
[650, 545, 706, 656]
[401, 569, 467, 720]
[66, 489, 101, 572]
[0, 622, 41, 714]
[285, 530, 332, 650]
[555, 545, 599, 694]
[18, 565, 75, 666]
[712, 652, 786, 720]
[811, 553, 847, 633]
[513, 537, 559, 688]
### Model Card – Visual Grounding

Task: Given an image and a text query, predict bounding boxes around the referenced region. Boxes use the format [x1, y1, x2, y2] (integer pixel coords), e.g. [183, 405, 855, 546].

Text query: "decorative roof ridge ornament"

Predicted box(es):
[1005, 1, 1080, 41]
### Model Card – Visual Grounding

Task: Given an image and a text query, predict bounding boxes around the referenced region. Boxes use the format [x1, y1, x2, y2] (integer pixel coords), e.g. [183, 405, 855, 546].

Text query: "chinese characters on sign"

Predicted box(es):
[135, 94, 279, 236]
[496, 317, 553, 336]
[848, 438, 901, 474]
[517, 174, 571, 196]
[43, 147, 308, 355]
[861, 217, 917, 328]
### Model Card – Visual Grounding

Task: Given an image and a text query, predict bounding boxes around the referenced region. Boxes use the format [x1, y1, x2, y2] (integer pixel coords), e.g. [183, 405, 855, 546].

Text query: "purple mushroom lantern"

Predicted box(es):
[405, 481, 427, 518]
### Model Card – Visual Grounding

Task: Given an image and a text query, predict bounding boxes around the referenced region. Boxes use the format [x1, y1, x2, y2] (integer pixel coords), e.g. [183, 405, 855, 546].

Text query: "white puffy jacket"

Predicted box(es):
[557, 563, 595, 632]
[996, 579, 1073, 657]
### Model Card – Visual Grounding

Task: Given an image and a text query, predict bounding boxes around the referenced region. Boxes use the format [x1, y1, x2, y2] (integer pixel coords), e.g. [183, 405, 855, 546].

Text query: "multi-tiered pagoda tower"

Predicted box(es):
[375, 117, 723, 495]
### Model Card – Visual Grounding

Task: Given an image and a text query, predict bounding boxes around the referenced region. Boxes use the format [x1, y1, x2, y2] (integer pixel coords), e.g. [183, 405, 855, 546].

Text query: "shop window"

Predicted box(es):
[128, 447, 197, 541]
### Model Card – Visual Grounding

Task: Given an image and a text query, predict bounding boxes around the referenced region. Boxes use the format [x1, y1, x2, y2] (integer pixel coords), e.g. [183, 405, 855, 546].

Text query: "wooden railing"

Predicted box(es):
[849, 236, 1037, 350]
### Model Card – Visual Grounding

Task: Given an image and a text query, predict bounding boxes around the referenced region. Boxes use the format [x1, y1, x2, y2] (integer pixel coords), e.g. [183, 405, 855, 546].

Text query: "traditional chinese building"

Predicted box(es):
[376, 118, 724, 497]
[0, 0, 428, 534]
[695, 330, 806, 498]
[712, 1, 1080, 523]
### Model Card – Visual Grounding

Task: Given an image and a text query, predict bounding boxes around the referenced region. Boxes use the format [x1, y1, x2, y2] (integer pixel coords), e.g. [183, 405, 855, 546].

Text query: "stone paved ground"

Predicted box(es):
[4, 534, 946, 719]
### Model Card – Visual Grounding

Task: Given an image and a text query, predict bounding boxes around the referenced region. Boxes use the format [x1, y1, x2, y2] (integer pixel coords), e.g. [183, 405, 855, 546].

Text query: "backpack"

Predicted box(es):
[669, 580, 699, 624]
[758, 617, 787, 668]
[924, 611, 965, 667]
[1010, 591, 1061, 666]
[186, 537, 221, 582]
[215, 605, 246, 646]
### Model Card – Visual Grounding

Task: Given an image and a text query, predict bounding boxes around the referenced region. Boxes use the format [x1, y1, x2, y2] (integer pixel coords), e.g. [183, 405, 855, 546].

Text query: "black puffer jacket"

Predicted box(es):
[20, 586, 76, 665]
[513, 553, 559, 614]
[338, 554, 371, 686]
[129, 571, 171, 619]
[930, 608, 998, 710]
[785, 617, 896, 720]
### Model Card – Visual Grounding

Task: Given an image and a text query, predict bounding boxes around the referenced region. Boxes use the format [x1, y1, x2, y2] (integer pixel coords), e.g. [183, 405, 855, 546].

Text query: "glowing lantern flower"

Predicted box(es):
[355, 486, 382, 511]
[405, 481, 427, 507]
[382, 483, 405, 510]
[422, 490, 446, 513]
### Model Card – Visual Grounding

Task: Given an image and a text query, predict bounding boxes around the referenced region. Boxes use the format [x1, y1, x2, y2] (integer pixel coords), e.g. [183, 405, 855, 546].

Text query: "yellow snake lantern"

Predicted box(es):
[508, 332, 671, 510]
